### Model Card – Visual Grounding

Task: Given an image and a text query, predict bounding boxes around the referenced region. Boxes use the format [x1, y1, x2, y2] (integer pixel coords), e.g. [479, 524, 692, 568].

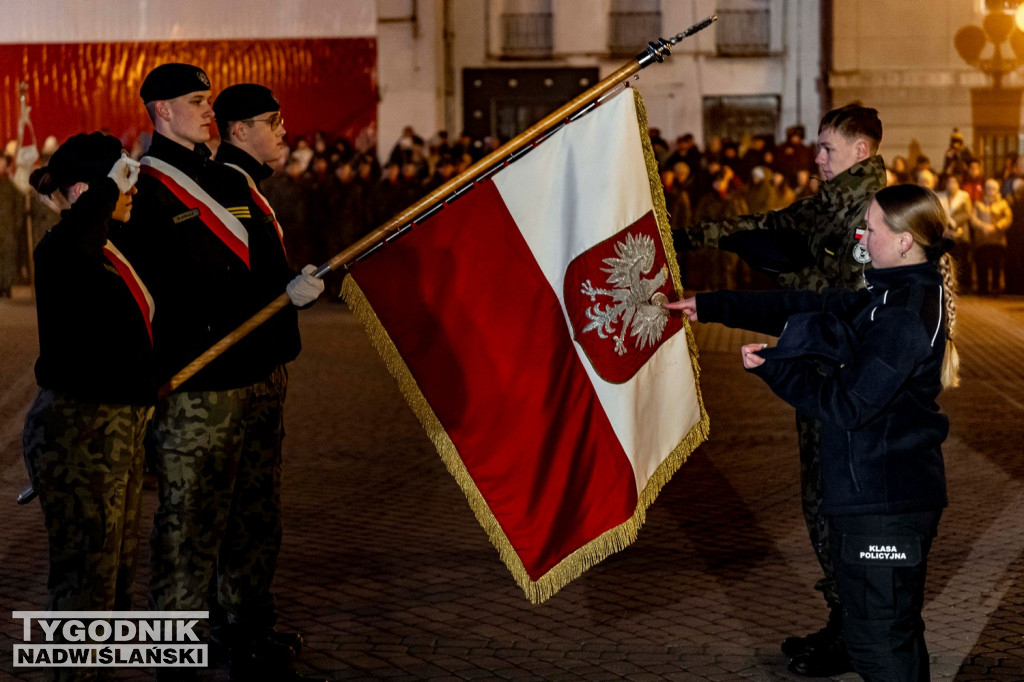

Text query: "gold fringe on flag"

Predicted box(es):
[341, 86, 709, 604]
[629, 86, 710, 527]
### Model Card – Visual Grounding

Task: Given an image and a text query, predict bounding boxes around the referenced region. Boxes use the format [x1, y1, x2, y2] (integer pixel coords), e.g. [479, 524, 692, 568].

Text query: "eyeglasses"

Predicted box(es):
[245, 113, 284, 131]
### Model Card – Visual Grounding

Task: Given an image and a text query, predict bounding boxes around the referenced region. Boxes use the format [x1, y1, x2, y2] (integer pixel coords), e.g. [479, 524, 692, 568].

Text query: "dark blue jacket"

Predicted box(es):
[695, 262, 949, 516]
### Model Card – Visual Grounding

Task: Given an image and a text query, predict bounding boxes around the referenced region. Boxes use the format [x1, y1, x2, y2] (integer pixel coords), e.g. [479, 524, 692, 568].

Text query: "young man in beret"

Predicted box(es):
[113, 63, 323, 682]
[208, 82, 326, 680]
[676, 105, 887, 678]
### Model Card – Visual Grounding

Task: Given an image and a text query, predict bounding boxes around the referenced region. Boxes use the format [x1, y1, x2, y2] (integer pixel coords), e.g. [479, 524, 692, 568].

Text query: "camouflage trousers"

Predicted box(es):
[147, 367, 286, 632]
[23, 389, 152, 612]
[796, 411, 840, 608]
[23, 390, 152, 682]
[218, 365, 286, 629]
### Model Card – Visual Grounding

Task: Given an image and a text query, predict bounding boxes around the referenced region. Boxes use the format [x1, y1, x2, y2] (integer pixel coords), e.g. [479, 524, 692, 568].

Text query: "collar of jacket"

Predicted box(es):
[145, 132, 212, 178]
[821, 154, 887, 199]
[216, 142, 274, 184]
[865, 260, 942, 292]
[865, 262, 945, 346]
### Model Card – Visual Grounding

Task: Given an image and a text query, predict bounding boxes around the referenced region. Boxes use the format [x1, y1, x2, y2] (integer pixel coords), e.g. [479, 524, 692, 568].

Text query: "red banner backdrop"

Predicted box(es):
[0, 38, 377, 151]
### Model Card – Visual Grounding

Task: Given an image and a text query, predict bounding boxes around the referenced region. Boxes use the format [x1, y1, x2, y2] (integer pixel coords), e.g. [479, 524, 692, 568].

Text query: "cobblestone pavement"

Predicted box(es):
[0, 287, 1022, 681]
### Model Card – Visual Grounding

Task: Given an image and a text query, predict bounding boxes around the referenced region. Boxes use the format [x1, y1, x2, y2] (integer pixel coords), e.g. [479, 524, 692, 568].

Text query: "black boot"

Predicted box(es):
[787, 633, 853, 677]
[780, 606, 843, 658]
[265, 627, 304, 659]
[227, 625, 327, 682]
[228, 640, 326, 682]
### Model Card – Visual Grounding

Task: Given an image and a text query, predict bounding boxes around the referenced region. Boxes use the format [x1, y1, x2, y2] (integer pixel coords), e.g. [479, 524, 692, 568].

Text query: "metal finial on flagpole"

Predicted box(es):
[636, 15, 718, 68]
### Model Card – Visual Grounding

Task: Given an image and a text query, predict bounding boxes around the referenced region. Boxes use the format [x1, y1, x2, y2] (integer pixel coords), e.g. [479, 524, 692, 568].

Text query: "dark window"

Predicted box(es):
[703, 95, 780, 144]
[608, 9, 662, 57]
[976, 132, 1019, 179]
[715, 7, 771, 56]
[463, 68, 599, 142]
[501, 11, 553, 58]
[971, 87, 1023, 177]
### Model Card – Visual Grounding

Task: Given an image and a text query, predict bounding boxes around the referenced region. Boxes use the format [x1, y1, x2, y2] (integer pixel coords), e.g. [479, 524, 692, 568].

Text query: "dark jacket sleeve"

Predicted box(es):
[695, 289, 826, 337]
[749, 306, 932, 430]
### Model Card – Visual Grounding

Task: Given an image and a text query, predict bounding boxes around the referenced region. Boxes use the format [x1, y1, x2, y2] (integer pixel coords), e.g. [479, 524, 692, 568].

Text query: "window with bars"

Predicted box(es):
[501, 11, 553, 58]
[608, 8, 662, 57]
[715, 7, 771, 56]
[703, 95, 780, 145]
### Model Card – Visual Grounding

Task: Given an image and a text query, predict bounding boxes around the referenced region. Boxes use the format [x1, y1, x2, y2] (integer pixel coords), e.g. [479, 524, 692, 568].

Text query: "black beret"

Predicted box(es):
[140, 63, 211, 103]
[718, 228, 815, 276]
[213, 83, 280, 122]
[758, 312, 856, 367]
[37, 133, 123, 189]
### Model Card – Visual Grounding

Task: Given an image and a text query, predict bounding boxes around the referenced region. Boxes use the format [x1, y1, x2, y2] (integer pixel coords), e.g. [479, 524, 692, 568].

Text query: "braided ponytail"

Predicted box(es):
[937, 253, 960, 389]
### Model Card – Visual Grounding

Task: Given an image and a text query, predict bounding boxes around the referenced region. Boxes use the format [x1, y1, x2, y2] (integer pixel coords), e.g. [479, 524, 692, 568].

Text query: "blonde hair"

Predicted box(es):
[873, 184, 960, 389]
[936, 254, 960, 389]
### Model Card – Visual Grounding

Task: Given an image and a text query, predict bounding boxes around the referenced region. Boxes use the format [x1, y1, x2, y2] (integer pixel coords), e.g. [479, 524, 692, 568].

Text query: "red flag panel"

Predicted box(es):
[349, 180, 639, 580]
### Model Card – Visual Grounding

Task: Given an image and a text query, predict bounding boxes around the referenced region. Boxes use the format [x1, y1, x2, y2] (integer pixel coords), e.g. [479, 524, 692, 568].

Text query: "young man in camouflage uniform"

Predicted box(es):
[207, 83, 327, 682]
[680, 105, 886, 678]
[114, 64, 323, 682]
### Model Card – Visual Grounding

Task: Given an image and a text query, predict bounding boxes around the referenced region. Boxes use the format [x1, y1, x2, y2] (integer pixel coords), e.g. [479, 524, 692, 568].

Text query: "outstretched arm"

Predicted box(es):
[662, 297, 697, 321]
[697, 195, 817, 249]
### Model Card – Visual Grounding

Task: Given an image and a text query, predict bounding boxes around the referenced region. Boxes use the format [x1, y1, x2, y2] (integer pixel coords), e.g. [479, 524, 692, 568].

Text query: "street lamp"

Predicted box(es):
[955, 10, 1024, 87]
[955, 7, 1024, 176]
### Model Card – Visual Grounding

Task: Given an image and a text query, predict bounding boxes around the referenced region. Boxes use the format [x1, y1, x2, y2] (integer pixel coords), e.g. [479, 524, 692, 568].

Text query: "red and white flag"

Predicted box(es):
[343, 88, 707, 603]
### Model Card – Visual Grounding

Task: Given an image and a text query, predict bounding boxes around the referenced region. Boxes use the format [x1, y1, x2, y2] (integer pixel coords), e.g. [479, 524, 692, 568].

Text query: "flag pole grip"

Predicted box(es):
[159, 16, 716, 397]
[159, 293, 291, 397]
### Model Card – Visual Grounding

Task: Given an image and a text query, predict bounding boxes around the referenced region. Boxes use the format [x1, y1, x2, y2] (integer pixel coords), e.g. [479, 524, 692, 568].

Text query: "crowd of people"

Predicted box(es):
[215, 121, 1024, 299]
[4, 119, 1024, 301]
[0, 124, 503, 301]
[650, 126, 1024, 297]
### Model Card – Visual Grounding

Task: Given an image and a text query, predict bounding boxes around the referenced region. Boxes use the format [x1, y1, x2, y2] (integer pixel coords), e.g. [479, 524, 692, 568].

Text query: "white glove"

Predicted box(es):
[107, 152, 141, 193]
[286, 264, 325, 307]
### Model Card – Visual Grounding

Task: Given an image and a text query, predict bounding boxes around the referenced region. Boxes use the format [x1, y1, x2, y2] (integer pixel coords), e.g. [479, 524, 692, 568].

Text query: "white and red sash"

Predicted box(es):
[102, 241, 155, 344]
[139, 156, 251, 268]
[222, 162, 287, 257]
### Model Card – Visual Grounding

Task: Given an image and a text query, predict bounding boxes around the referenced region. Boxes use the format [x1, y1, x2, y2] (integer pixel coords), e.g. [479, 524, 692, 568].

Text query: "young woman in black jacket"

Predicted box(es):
[669, 183, 959, 681]
[23, 133, 153, 625]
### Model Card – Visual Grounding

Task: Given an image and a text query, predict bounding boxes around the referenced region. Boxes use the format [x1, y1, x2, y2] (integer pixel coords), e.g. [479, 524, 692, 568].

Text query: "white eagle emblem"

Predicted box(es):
[579, 232, 670, 356]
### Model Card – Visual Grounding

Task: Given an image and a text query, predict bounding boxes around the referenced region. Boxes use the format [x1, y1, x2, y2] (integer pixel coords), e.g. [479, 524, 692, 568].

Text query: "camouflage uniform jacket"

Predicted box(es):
[699, 155, 887, 292]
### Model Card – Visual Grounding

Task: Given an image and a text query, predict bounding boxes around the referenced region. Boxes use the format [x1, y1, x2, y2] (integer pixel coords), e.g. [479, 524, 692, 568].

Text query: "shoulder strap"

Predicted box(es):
[139, 156, 250, 268]
[102, 240, 155, 344]
[222, 162, 287, 257]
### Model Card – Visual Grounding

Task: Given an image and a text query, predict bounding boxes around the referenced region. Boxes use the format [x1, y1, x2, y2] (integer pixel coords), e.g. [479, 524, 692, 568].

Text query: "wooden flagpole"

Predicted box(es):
[159, 16, 716, 397]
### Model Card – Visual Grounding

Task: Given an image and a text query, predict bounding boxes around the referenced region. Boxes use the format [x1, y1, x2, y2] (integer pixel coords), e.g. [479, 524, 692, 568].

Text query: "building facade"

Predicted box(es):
[377, 0, 823, 158]
[830, 0, 1024, 175]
